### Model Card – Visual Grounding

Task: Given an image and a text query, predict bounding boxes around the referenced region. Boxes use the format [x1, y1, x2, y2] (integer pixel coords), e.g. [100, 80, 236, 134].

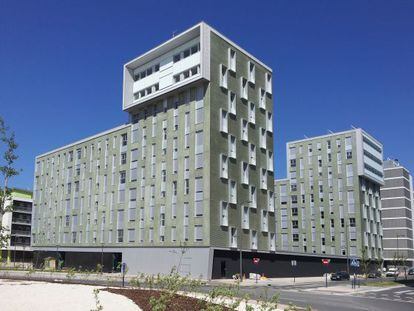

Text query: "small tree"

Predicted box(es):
[0, 116, 20, 248]
[360, 247, 370, 278]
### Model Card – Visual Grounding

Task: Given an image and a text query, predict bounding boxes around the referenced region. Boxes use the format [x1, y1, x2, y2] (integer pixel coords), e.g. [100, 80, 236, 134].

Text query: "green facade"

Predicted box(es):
[32, 26, 275, 256]
[275, 129, 383, 260]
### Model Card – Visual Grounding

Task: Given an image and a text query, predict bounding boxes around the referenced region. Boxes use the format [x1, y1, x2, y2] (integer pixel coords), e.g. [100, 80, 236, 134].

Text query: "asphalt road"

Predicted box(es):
[229, 279, 414, 311]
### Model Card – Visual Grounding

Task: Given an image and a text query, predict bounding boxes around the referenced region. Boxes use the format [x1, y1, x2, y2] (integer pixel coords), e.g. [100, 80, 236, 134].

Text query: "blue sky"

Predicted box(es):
[1, 0, 413, 190]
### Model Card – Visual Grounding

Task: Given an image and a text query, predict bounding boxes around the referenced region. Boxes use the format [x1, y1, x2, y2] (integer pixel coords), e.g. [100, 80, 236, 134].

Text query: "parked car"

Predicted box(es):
[331, 271, 350, 281]
[367, 271, 381, 278]
[408, 268, 414, 275]
[385, 268, 399, 277]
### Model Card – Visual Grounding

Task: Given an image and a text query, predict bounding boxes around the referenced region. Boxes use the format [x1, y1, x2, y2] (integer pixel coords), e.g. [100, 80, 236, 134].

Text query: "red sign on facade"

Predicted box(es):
[321, 259, 331, 265]
[253, 258, 260, 265]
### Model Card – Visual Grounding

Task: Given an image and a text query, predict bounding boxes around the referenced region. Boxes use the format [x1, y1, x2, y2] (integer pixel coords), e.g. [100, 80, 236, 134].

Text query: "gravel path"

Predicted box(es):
[0, 279, 141, 311]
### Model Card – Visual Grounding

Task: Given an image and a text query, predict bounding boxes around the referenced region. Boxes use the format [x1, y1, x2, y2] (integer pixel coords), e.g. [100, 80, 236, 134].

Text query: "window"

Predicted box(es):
[220, 201, 228, 226]
[228, 91, 236, 115]
[240, 77, 248, 100]
[121, 133, 128, 146]
[219, 64, 228, 89]
[228, 48, 236, 72]
[260, 127, 266, 149]
[117, 229, 124, 243]
[195, 177, 203, 216]
[259, 88, 266, 110]
[250, 230, 257, 249]
[173, 53, 181, 63]
[220, 154, 228, 179]
[266, 112, 273, 133]
[268, 191, 275, 212]
[249, 185, 257, 208]
[128, 229, 135, 242]
[265, 72, 272, 94]
[195, 87, 204, 124]
[248, 61, 255, 84]
[349, 218, 356, 227]
[228, 135, 236, 159]
[249, 143, 256, 166]
[230, 227, 238, 248]
[248, 102, 255, 124]
[241, 119, 248, 141]
[293, 234, 299, 242]
[120, 171, 126, 184]
[121, 152, 127, 165]
[260, 168, 267, 190]
[194, 225, 203, 242]
[229, 180, 237, 204]
[346, 151, 352, 159]
[195, 131, 204, 169]
[242, 205, 249, 229]
[267, 151, 274, 172]
[261, 210, 268, 232]
[220, 109, 228, 133]
[241, 162, 249, 185]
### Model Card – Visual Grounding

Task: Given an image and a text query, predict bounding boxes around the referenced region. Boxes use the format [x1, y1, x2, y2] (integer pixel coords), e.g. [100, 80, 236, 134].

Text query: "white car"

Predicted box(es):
[385, 268, 399, 277]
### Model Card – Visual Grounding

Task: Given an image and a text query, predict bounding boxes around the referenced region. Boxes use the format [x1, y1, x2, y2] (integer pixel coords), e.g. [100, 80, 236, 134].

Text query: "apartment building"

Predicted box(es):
[1, 189, 33, 264]
[381, 159, 414, 267]
[32, 22, 275, 279]
[274, 129, 384, 274]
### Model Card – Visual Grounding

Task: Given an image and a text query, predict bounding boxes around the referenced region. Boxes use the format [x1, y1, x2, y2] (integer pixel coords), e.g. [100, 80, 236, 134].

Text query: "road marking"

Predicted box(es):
[394, 289, 413, 294]
[405, 291, 414, 296]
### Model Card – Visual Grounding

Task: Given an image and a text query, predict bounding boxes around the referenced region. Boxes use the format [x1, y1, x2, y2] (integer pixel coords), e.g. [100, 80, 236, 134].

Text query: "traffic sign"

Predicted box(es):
[350, 258, 360, 268]
[322, 258, 331, 265]
[253, 258, 260, 265]
[291, 260, 297, 266]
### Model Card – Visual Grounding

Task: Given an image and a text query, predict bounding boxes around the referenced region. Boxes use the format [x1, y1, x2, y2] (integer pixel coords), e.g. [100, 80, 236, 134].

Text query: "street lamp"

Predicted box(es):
[238, 200, 251, 282]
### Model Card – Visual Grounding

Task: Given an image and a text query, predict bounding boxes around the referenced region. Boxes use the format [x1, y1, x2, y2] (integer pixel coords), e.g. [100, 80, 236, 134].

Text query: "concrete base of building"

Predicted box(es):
[32, 247, 372, 280]
[212, 249, 362, 279]
[32, 246, 213, 279]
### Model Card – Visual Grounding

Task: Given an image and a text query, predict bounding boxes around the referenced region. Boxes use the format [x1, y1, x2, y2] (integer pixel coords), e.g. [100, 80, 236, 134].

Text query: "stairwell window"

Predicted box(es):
[240, 77, 248, 100]
[220, 109, 228, 133]
[220, 201, 228, 226]
[228, 48, 236, 72]
[195, 130, 204, 169]
[248, 61, 255, 84]
[241, 162, 249, 185]
[229, 180, 237, 204]
[250, 230, 258, 249]
[259, 88, 266, 110]
[241, 119, 248, 142]
[265, 72, 272, 94]
[249, 143, 256, 166]
[228, 91, 236, 115]
[220, 64, 228, 89]
[220, 154, 228, 179]
[249, 185, 257, 208]
[260, 127, 267, 149]
[228, 135, 236, 159]
[260, 168, 268, 190]
[248, 102, 255, 124]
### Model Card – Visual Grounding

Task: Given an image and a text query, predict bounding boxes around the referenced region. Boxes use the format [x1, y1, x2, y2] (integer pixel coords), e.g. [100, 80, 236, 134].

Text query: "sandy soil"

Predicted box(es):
[0, 279, 141, 311]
